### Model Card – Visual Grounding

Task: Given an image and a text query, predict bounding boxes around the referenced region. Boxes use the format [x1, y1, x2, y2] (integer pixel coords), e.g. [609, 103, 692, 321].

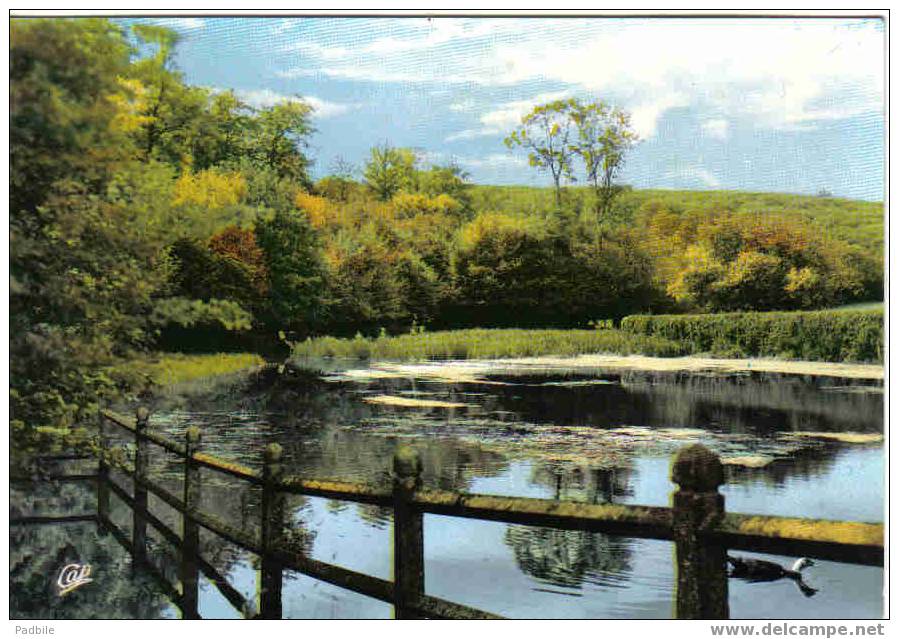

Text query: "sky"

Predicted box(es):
[123, 16, 884, 201]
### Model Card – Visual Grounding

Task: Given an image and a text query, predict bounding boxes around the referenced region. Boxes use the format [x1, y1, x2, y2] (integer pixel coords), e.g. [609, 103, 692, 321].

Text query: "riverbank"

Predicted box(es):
[309, 353, 883, 383]
[113, 352, 266, 392]
[291, 312, 883, 366]
[500, 354, 884, 380]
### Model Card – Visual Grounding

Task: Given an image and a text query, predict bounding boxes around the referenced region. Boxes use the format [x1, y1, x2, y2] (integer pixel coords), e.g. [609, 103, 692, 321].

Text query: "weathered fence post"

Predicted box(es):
[671, 444, 729, 620]
[181, 426, 202, 620]
[96, 408, 110, 529]
[132, 406, 150, 566]
[260, 443, 284, 619]
[392, 446, 424, 619]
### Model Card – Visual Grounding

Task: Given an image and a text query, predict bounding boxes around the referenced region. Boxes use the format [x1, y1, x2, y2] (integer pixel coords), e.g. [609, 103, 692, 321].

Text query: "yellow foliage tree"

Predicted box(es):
[391, 192, 462, 219]
[107, 77, 155, 135]
[294, 191, 333, 228]
[172, 169, 247, 209]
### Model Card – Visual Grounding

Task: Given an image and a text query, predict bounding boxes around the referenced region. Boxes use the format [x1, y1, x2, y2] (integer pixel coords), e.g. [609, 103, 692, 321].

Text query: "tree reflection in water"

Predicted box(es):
[10, 480, 176, 619]
[49, 361, 877, 618]
[504, 463, 635, 590]
[504, 526, 632, 590]
[530, 464, 634, 503]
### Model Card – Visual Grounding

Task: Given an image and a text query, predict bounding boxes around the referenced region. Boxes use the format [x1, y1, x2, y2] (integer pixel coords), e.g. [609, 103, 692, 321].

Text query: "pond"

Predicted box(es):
[10, 358, 884, 619]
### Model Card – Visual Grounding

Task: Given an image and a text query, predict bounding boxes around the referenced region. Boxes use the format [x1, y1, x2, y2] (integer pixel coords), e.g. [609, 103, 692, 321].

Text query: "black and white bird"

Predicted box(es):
[727, 556, 818, 597]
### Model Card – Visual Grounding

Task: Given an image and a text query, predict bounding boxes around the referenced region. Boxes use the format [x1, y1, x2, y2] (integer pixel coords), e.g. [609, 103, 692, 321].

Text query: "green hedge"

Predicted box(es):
[621, 310, 884, 363]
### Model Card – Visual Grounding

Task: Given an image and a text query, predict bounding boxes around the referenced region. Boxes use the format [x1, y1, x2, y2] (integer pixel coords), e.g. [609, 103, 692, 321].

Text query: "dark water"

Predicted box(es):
[10, 360, 884, 619]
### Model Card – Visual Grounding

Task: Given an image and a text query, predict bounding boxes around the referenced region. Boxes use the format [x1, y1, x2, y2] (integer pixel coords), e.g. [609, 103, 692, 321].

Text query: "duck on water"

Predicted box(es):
[728, 556, 818, 597]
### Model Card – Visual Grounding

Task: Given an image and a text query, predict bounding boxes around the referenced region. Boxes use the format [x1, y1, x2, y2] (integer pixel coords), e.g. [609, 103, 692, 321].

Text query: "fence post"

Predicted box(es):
[260, 443, 284, 619]
[181, 426, 202, 620]
[96, 408, 109, 529]
[392, 446, 424, 619]
[132, 406, 150, 566]
[671, 444, 729, 620]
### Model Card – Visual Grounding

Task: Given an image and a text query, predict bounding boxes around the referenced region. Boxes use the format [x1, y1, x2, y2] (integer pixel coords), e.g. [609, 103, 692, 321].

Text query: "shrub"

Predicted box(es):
[621, 309, 883, 363]
[392, 192, 463, 219]
[664, 212, 879, 312]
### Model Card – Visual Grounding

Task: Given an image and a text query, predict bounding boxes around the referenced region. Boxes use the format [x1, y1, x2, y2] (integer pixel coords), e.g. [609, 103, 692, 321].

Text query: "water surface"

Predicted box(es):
[10, 359, 884, 619]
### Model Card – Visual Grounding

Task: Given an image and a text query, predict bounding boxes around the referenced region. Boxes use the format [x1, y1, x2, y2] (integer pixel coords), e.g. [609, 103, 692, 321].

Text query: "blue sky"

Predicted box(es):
[124, 16, 884, 201]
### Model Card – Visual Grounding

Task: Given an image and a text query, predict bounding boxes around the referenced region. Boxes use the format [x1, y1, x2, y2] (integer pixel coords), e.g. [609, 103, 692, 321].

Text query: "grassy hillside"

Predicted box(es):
[470, 185, 884, 255]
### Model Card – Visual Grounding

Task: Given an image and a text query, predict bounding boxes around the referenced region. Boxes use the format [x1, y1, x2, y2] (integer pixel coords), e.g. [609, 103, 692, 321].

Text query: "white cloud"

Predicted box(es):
[360, 20, 498, 56]
[284, 19, 497, 59]
[445, 90, 572, 143]
[629, 93, 691, 139]
[457, 153, 528, 170]
[481, 91, 573, 128]
[282, 18, 883, 137]
[668, 165, 721, 189]
[445, 128, 496, 143]
[496, 20, 883, 135]
[235, 89, 357, 118]
[284, 40, 353, 61]
[701, 118, 730, 141]
[148, 17, 206, 32]
[304, 96, 358, 119]
[451, 153, 536, 185]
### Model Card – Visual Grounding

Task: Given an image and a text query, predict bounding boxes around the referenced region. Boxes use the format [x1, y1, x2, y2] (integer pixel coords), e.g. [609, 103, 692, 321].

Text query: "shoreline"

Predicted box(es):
[488, 353, 885, 380]
[308, 353, 885, 382]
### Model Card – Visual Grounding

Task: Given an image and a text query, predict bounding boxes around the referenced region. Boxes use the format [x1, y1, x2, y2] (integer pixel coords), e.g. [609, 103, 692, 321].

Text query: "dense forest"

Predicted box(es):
[10, 18, 884, 439]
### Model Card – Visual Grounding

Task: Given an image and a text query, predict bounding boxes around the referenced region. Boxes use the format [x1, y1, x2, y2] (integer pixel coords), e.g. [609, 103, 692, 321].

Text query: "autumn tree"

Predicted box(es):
[504, 99, 579, 206]
[666, 213, 876, 311]
[570, 100, 638, 225]
[209, 225, 269, 298]
[363, 144, 419, 200]
[452, 212, 579, 326]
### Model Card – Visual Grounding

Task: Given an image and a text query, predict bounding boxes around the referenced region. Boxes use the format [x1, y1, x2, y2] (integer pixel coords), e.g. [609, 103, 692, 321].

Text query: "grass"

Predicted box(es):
[469, 185, 884, 255]
[291, 328, 686, 361]
[828, 302, 884, 312]
[294, 305, 884, 365]
[14, 352, 264, 462]
[119, 352, 266, 388]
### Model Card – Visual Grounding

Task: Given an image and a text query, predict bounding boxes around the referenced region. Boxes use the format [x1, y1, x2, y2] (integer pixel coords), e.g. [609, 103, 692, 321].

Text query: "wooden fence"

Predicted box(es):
[16, 407, 885, 620]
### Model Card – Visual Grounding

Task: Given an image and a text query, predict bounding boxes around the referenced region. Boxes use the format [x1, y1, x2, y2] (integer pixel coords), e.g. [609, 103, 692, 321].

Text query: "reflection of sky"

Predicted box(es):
[622, 448, 883, 523]
[10, 441, 882, 619]
[720, 447, 884, 523]
[116, 16, 884, 200]
[87, 366, 886, 619]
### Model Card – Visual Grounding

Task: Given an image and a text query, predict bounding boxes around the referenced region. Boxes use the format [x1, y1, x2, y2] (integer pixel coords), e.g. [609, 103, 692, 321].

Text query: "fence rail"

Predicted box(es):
[15, 407, 884, 620]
